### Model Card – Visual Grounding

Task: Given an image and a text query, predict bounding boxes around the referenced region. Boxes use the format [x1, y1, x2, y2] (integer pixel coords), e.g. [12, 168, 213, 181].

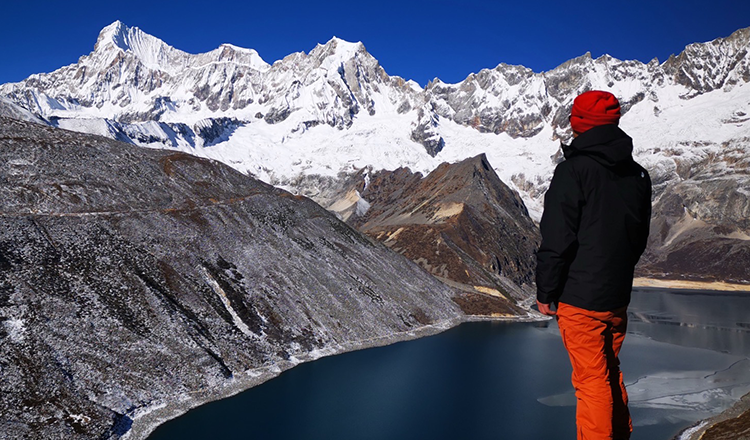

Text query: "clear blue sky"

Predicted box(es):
[2, 0, 749, 87]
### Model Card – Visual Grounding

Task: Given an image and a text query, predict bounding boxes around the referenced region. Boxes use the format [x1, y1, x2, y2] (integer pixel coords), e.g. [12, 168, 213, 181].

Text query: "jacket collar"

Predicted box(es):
[562, 124, 633, 167]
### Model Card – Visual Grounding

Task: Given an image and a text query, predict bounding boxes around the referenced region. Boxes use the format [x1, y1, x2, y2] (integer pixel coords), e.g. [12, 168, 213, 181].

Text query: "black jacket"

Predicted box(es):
[536, 124, 652, 311]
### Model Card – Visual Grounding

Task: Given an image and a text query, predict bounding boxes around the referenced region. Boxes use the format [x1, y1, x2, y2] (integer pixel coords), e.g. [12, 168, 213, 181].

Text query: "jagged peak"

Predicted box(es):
[203, 43, 270, 71]
[448, 62, 536, 87]
[426, 78, 444, 89]
[427, 154, 520, 210]
[724, 26, 750, 46]
[664, 26, 750, 66]
[94, 20, 126, 51]
[216, 43, 261, 55]
[494, 62, 534, 74]
[688, 26, 750, 51]
[326, 36, 367, 53]
[460, 153, 491, 168]
[594, 53, 622, 64]
[465, 153, 496, 174]
[310, 37, 369, 64]
[93, 21, 270, 72]
[549, 52, 594, 72]
[95, 21, 169, 54]
[93, 21, 183, 70]
[271, 37, 370, 72]
[435, 153, 498, 182]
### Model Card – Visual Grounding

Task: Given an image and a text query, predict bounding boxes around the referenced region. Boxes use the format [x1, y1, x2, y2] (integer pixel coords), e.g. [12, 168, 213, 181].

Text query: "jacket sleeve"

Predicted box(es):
[536, 161, 584, 304]
[633, 169, 653, 262]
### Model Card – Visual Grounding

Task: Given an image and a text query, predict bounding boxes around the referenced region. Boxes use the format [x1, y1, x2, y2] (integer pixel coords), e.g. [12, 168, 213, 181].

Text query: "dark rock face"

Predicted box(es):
[321, 155, 540, 307]
[410, 108, 445, 157]
[192, 117, 243, 145]
[0, 117, 464, 439]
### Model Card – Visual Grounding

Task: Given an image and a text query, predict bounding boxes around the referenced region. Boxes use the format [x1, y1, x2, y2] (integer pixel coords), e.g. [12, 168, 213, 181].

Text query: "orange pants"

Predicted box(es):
[556, 302, 632, 440]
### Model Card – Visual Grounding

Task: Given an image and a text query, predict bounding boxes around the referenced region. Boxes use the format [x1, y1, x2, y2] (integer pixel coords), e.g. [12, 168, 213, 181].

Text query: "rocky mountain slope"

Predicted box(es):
[636, 136, 750, 284]
[317, 154, 540, 310]
[0, 117, 477, 439]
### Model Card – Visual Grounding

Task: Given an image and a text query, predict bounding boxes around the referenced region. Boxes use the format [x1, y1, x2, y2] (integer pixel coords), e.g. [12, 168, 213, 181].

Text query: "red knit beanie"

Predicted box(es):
[569, 90, 621, 134]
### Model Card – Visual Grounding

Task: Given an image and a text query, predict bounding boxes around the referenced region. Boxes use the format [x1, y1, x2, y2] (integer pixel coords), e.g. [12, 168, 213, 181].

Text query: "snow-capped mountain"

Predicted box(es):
[2, 21, 750, 223]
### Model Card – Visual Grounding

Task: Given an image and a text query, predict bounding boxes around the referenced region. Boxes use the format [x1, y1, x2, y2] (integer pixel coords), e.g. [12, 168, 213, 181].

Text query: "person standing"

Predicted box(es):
[536, 90, 652, 440]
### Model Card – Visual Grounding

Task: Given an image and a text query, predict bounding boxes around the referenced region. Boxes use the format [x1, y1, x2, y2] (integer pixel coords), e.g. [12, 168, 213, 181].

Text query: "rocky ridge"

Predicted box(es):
[318, 154, 540, 309]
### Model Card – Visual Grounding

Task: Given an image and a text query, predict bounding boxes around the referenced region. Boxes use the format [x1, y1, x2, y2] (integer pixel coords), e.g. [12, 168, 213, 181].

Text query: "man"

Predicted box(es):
[536, 90, 652, 440]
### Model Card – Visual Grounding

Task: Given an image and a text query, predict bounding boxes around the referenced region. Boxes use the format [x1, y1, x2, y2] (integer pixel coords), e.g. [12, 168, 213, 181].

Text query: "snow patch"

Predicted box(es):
[677, 421, 709, 439]
[199, 267, 257, 338]
[354, 191, 370, 216]
[4, 318, 26, 343]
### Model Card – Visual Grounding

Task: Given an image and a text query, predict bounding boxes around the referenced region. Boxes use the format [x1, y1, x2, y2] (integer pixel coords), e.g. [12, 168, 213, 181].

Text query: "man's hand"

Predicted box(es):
[537, 300, 557, 316]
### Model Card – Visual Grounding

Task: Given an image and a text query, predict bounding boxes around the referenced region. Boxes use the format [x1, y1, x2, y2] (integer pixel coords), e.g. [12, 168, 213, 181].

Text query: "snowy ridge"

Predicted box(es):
[95, 21, 270, 73]
[95, 21, 183, 71]
[2, 22, 750, 219]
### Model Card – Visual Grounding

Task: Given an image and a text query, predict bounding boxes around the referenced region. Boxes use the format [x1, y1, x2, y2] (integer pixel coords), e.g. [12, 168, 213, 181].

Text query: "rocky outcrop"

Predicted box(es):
[410, 107, 445, 157]
[192, 117, 243, 146]
[662, 27, 750, 96]
[679, 392, 750, 440]
[0, 117, 467, 439]
[320, 154, 540, 310]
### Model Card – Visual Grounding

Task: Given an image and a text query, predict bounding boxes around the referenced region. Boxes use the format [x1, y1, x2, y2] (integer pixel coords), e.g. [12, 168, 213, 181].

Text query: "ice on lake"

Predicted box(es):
[538, 288, 750, 429]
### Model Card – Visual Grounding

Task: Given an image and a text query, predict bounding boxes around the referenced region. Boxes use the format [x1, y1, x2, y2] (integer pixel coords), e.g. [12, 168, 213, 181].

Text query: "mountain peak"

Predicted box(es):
[551, 52, 593, 71]
[328, 37, 366, 51]
[93, 21, 181, 71]
[95, 20, 157, 53]
[725, 26, 750, 46]
[311, 37, 367, 63]
[207, 43, 270, 70]
[94, 20, 127, 51]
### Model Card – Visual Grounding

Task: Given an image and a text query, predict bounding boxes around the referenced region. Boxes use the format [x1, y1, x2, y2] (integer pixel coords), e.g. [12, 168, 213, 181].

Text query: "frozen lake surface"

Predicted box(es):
[148, 288, 750, 440]
[541, 288, 750, 437]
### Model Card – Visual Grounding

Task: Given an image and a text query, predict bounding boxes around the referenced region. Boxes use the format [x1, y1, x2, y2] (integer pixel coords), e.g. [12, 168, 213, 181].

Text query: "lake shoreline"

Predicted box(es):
[124, 311, 545, 440]
[633, 277, 750, 292]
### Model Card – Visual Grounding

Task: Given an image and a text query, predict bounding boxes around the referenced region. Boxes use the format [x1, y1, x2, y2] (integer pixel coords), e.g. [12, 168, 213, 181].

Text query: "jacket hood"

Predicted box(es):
[562, 124, 633, 167]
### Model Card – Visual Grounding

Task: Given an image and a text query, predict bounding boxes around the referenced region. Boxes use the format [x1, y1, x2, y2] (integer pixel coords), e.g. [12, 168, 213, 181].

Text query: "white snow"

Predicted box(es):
[4, 318, 26, 343]
[354, 191, 371, 216]
[199, 267, 258, 338]
[677, 421, 709, 439]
